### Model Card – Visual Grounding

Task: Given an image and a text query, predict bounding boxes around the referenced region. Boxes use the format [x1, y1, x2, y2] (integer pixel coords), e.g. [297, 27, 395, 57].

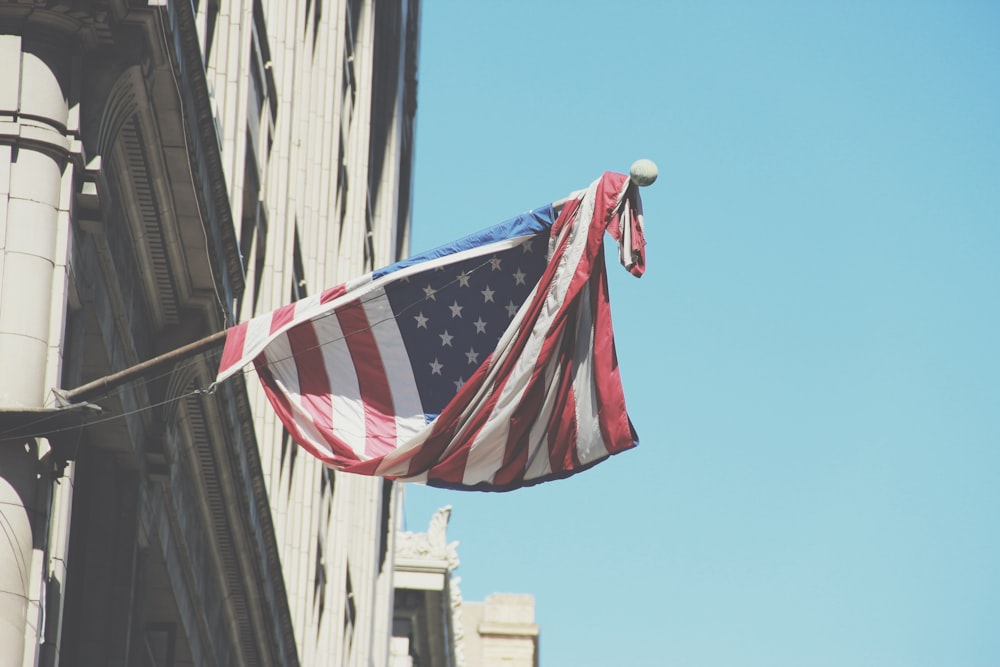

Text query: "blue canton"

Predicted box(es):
[382, 231, 551, 422]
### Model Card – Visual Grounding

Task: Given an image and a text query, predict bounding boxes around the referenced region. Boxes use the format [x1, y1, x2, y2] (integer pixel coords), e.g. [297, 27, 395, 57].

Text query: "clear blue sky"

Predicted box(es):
[402, 2, 1000, 665]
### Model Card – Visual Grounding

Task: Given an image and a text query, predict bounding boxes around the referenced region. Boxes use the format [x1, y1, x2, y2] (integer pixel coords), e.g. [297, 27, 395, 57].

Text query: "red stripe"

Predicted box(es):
[488, 390, 539, 488]
[547, 371, 580, 473]
[589, 253, 636, 454]
[551, 315, 587, 474]
[320, 283, 347, 304]
[415, 428, 472, 484]
[336, 301, 397, 458]
[270, 301, 297, 333]
[551, 197, 581, 239]
[219, 322, 249, 375]
[286, 322, 360, 463]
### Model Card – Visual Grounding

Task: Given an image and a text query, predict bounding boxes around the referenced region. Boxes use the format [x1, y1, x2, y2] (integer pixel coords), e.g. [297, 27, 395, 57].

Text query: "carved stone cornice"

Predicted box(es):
[155, 0, 245, 316]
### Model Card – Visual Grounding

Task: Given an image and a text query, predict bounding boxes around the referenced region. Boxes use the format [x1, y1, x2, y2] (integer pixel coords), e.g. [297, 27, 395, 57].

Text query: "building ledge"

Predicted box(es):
[0, 402, 103, 471]
[478, 622, 541, 638]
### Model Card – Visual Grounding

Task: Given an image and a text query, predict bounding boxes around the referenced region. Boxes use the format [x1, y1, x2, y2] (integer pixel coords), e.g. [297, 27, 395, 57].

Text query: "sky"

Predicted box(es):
[401, 2, 1000, 666]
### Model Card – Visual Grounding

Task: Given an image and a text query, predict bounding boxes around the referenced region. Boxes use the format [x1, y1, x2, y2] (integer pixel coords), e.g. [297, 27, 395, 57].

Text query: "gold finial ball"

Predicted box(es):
[629, 159, 658, 186]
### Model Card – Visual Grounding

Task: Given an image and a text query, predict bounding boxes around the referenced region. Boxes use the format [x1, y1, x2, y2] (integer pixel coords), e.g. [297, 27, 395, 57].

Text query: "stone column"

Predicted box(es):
[0, 33, 73, 667]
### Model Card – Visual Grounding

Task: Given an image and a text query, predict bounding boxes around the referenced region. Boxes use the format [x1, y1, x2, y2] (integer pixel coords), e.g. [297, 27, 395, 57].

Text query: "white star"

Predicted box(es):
[522, 238, 535, 253]
[422, 284, 437, 301]
[414, 312, 428, 328]
[489, 257, 503, 271]
[481, 285, 495, 303]
[456, 271, 471, 287]
[429, 358, 443, 375]
[513, 268, 527, 285]
[453, 377, 465, 391]
[473, 317, 487, 334]
[449, 301, 464, 318]
[439, 330, 454, 347]
[505, 300, 518, 317]
[465, 348, 480, 365]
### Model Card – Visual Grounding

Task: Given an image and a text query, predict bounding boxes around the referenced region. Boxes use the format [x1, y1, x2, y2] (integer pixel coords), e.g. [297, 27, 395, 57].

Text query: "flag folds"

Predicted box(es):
[217, 171, 647, 491]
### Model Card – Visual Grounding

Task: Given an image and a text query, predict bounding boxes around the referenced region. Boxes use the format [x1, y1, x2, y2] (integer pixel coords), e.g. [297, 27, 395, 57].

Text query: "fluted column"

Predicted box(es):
[0, 33, 74, 667]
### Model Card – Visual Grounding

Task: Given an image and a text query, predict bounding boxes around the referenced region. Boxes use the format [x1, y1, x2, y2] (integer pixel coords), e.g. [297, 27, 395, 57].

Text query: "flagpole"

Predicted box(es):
[58, 160, 659, 405]
[59, 329, 228, 404]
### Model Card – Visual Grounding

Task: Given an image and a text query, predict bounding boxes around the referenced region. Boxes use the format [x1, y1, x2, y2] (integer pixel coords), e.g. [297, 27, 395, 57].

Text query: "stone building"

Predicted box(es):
[391, 506, 541, 667]
[460, 594, 539, 667]
[0, 0, 419, 665]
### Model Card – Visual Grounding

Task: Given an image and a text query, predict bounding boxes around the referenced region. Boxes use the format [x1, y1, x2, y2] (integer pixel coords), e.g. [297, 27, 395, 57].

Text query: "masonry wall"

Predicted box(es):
[0, 1, 419, 665]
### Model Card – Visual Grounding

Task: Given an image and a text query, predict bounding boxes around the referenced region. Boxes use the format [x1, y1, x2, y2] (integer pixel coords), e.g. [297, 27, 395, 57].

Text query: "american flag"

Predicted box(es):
[217, 171, 646, 491]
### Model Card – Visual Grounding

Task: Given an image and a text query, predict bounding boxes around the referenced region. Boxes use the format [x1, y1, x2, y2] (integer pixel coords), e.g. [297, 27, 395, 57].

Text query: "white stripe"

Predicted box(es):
[293, 292, 323, 320]
[311, 312, 367, 458]
[343, 273, 372, 293]
[362, 289, 425, 444]
[570, 284, 608, 465]
[241, 316, 276, 369]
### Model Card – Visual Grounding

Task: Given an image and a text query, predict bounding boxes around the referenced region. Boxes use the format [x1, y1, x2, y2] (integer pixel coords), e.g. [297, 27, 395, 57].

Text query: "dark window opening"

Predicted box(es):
[378, 479, 393, 571]
[204, 1, 219, 64]
[291, 225, 307, 302]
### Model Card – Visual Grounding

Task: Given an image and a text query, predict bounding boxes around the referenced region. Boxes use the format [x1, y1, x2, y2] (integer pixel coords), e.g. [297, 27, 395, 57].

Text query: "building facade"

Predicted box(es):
[0, 0, 419, 665]
[391, 505, 541, 667]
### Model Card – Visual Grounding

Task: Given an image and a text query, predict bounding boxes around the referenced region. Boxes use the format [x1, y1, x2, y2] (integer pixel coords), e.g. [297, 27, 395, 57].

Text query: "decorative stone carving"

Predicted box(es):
[395, 504, 460, 571]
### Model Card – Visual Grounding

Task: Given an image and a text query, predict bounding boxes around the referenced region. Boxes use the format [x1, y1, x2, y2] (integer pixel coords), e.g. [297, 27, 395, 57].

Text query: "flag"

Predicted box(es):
[217, 171, 647, 491]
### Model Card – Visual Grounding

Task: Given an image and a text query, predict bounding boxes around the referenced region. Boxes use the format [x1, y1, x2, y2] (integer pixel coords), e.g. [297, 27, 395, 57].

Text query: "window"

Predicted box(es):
[291, 225, 307, 302]
[201, 0, 219, 64]
[314, 538, 327, 629]
[344, 568, 357, 660]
